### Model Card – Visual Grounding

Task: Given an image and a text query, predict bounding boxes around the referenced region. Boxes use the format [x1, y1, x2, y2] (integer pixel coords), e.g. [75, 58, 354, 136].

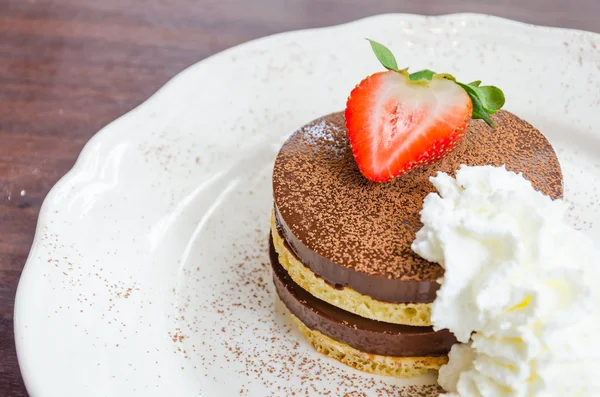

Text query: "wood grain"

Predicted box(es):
[1, 0, 598, 395]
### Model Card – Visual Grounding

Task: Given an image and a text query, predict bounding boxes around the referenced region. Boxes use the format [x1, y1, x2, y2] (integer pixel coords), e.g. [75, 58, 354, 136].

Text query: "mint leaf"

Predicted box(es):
[366, 39, 398, 71]
[409, 69, 436, 81]
[464, 84, 505, 114]
[475, 86, 505, 114]
[457, 82, 495, 127]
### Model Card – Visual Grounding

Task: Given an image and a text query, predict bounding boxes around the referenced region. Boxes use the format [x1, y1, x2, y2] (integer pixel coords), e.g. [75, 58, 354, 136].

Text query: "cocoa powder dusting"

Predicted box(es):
[273, 111, 563, 281]
[170, 225, 443, 396]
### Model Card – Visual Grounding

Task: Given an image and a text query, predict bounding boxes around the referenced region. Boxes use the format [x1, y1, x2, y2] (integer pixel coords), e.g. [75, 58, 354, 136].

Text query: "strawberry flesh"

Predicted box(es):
[345, 71, 472, 182]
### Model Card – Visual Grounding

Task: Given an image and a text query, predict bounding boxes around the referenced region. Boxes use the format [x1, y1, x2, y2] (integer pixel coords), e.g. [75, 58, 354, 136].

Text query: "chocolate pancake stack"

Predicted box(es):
[270, 110, 562, 377]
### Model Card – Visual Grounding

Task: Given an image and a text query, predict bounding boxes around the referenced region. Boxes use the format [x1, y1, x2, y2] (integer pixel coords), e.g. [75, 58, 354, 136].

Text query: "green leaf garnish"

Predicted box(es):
[408, 69, 435, 81]
[474, 86, 505, 114]
[457, 83, 495, 127]
[366, 39, 398, 71]
[366, 40, 505, 128]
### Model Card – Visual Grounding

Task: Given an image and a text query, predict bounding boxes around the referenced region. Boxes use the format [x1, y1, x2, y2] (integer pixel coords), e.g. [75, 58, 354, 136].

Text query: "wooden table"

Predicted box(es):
[1, 0, 598, 395]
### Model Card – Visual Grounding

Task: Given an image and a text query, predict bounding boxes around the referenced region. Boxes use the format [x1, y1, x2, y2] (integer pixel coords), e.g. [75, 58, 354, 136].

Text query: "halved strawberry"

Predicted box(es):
[345, 39, 504, 182]
[345, 71, 472, 182]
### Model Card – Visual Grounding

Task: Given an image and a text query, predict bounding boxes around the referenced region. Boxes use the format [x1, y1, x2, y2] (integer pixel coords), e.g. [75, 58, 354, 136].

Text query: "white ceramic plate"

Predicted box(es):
[14, 13, 600, 397]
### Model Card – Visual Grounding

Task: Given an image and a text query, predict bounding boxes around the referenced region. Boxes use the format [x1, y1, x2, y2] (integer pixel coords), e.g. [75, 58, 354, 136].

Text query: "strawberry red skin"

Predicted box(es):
[345, 71, 473, 182]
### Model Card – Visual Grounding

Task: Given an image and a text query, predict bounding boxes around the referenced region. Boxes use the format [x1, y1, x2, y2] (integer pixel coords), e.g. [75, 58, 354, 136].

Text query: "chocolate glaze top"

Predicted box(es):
[272, 110, 563, 300]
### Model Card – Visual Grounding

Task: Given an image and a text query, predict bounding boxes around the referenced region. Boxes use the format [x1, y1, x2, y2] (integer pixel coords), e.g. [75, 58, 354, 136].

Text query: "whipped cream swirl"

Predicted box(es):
[411, 165, 600, 397]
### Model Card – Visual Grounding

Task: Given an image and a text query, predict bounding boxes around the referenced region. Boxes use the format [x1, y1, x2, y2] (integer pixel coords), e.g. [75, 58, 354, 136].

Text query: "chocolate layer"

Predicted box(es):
[272, 111, 563, 303]
[271, 236, 457, 357]
[274, 206, 438, 302]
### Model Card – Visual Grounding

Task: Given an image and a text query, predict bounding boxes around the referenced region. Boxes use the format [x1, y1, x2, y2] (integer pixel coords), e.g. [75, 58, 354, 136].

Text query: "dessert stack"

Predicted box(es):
[268, 40, 563, 377]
